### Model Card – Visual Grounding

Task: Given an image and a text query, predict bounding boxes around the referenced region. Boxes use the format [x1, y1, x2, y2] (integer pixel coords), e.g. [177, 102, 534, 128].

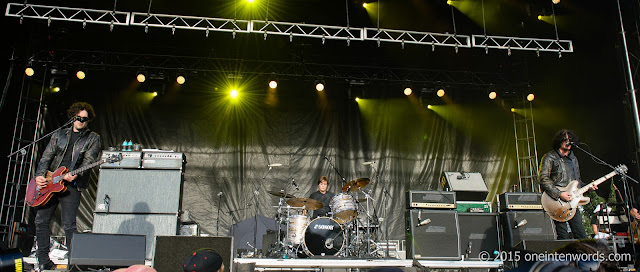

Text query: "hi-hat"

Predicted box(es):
[286, 198, 323, 210]
[268, 190, 295, 198]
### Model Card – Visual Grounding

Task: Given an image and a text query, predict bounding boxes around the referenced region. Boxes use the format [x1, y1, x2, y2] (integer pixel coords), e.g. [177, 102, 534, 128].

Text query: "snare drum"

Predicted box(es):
[287, 215, 309, 245]
[330, 193, 357, 224]
[302, 217, 344, 256]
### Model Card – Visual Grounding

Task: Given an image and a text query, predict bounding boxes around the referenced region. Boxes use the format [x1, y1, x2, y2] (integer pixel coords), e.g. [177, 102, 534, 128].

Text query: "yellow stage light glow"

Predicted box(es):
[404, 87, 412, 96]
[362, 3, 368, 8]
[230, 89, 239, 98]
[137, 74, 146, 83]
[447, 0, 452, 5]
[355, 97, 360, 102]
[269, 80, 278, 89]
[427, 105, 432, 109]
[538, 15, 543, 20]
[511, 108, 516, 112]
[76, 71, 86, 80]
[552, 0, 560, 4]
[316, 82, 325, 92]
[527, 93, 535, 101]
[52, 87, 61, 92]
[489, 91, 497, 100]
[153, 92, 158, 97]
[247, 0, 255, 3]
[176, 75, 186, 85]
[437, 89, 445, 97]
[25, 67, 34, 77]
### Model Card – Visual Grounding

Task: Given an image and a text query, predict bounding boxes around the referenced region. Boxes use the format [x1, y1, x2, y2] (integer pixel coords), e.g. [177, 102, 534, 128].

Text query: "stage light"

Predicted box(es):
[269, 80, 278, 89]
[137, 73, 146, 83]
[76, 70, 86, 80]
[511, 108, 515, 112]
[527, 93, 535, 101]
[247, 0, 255, 3]
[363, 3, 368, 8]
[355, 97, 360, 102]
[437, 89, 445, 97]
[427, 105, 432, 109]
[404, 87, 413, 96]
[538, 15, 543, 20]
[552, 0, 560, 4]
[176, 75, 186, 85]
[489, 91, 497, 100]
[153, 92, 158, 97]
[447, 0, 453, 5]
[230, 89, 239, 98]
[315, 81, 325, 92]
[52, 87, 60, 92]
[25, 67, 34, 77]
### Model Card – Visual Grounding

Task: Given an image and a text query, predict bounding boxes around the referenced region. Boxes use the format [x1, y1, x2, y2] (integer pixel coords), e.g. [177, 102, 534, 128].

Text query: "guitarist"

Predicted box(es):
[33, 102, 102, 270]
[539, 129, 596, 240]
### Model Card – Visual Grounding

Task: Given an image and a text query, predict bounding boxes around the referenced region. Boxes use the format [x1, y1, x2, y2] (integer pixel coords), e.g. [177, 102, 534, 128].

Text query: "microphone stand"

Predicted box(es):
[570, 143, 638, 263]
[216, 192, 223, 236]
[8, 116, 76, 157]
[324, 156, 347, 186]
[366, 162, 391, 259]
[248, 165, 275, 256]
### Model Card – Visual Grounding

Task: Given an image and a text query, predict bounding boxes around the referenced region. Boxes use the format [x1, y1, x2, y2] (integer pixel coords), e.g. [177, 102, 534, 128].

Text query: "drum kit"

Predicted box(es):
[265, 178, 382, 258]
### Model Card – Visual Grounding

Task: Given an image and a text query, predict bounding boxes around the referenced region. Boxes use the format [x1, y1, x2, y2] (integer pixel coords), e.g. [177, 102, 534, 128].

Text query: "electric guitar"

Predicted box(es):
[541, 164, 627, 222]
[25, 154, 122, 207]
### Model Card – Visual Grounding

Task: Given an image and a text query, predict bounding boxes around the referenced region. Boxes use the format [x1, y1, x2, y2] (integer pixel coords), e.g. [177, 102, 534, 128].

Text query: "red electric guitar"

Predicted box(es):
[25, 154, 122, 207]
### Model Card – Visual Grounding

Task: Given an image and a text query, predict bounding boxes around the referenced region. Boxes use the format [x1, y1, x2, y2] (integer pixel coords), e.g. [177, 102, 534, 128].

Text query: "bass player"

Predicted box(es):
[33, 102, 102, 270]
[538, 129, 597, 240]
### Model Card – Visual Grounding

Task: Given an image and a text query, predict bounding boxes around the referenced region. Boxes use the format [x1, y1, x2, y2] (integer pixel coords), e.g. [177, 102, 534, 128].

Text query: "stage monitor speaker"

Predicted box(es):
[69, 233, 145, 267]
[153, 236, 233, 272]
[406, 210, 460, 260]
[95, 169, 182, 214]
[441, 172, 488, 201]
[501, 211, 555, 249]
[514, 239, 577, 253]
[93, 213, 178, 259]
[458, 213, 500, 260]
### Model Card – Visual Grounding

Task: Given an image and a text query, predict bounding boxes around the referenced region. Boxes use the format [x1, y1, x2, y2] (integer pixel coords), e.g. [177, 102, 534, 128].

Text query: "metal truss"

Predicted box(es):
[472, 35, 573, 54]
[5, 3, 129, 27]
[28, 49, 519, 89]
[5, 2, 572, 54]
[250, 20, 363, 43]
[130, 12, 250, 36]
[363, 28, 470, 49]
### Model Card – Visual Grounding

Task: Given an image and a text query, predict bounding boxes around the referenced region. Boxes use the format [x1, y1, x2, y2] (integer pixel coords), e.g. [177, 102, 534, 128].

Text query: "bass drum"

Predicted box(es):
[302, 217, 345, 256]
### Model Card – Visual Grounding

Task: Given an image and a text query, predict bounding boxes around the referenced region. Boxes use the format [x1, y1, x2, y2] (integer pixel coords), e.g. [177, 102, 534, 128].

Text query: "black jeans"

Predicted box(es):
[34, 186, 81, 265]
[554, 209, 587, 240]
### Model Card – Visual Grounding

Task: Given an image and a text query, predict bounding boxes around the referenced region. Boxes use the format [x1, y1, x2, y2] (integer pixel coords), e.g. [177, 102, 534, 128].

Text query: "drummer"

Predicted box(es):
[309, 176, 334, 219]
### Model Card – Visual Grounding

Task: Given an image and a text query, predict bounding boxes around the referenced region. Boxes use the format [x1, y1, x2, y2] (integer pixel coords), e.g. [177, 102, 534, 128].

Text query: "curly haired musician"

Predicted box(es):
[538, 129, 596, 240]
[33, 102, 102, 270]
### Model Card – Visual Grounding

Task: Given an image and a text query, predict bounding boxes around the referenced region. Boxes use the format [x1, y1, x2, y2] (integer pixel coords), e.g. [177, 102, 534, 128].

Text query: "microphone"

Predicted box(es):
[268, 163, 282, 167]
[569, 141, 580, 146]
[457, 171, 467, 179]
[217, 192, 223, 197]
[325, 238, 334, 249]
[416, 218, 431, 227]
[362, 161, 375, 165]
[292, 178, 299, 190]
[514, 219, 528, 229]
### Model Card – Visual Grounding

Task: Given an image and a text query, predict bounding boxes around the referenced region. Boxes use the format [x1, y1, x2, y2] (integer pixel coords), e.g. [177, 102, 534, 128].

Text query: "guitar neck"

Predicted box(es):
[67, 159, 105, 176]
[577, 170, 619, 195]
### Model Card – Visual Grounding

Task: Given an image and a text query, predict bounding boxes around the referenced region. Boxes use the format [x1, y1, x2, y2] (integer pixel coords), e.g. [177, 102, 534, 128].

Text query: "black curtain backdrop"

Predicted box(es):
[36, 73, 518, 241]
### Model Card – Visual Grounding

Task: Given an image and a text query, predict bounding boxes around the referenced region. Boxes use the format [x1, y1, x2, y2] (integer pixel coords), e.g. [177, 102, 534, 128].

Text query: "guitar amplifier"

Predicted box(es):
[406, 191, 456, 209]
[499, 192, 543, 210]
[441, 172, 488, 201]
[141, 152, 185, 170]
[100, 151, 142, 169]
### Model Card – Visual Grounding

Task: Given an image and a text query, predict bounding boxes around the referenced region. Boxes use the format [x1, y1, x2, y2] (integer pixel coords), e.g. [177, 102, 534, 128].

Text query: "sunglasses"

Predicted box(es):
[75, 116, 89, 123]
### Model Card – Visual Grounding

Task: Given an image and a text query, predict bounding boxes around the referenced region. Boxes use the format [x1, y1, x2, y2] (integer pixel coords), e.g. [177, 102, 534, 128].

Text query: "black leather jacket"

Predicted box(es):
[538, 150, 583, 200]
[35, 127, 102, 189]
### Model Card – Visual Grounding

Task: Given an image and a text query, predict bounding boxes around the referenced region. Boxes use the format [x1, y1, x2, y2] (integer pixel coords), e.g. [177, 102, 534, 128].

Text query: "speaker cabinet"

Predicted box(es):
[501, 211, 555, 249]
[514, 239, 577, 253]
[70, 233, 146, 267]
[406, 210, 460, 260]
[95, 169, 182, 214]
[153, 236, 233, 272]
[458, 213, 500, 260]
[93, 213, 178, 259]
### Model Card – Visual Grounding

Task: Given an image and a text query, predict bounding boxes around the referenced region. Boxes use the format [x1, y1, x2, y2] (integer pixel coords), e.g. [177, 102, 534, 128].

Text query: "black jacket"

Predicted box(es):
[35, 127, 102, 189]
[538, 150, 583, 200]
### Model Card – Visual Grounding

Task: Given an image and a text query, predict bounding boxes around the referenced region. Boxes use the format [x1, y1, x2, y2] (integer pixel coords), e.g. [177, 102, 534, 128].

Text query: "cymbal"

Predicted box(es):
[286, 198, 324, 210]
[342, 178, 371, 192]
[267, 190, 295, 198]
